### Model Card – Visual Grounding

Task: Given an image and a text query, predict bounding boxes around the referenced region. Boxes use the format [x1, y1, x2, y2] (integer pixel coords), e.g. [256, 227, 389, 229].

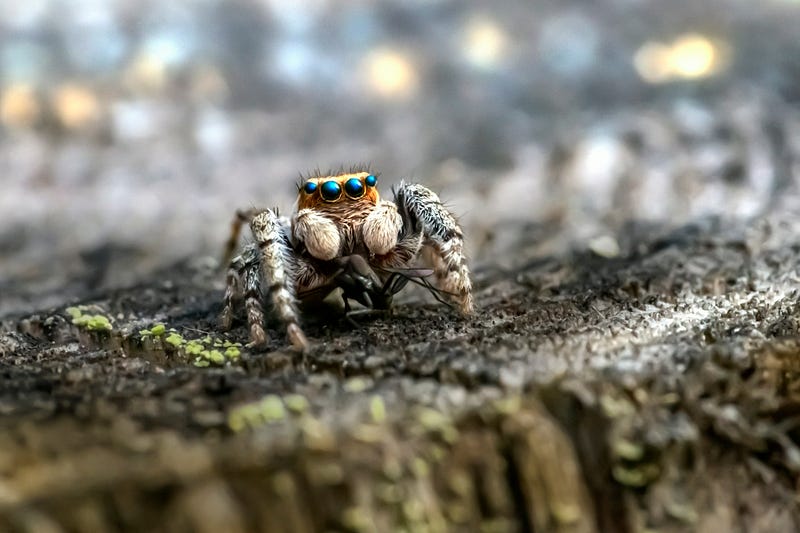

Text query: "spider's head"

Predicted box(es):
[297, 171, 380, 213]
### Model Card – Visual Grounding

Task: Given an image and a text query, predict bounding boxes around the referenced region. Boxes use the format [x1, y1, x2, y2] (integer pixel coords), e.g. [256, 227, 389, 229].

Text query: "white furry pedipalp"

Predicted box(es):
[293, 209, 341, 260]
[362, 200, 402, 255]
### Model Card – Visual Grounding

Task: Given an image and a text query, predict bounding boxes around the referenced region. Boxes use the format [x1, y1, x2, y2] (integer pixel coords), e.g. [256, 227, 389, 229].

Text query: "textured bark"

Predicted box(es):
[3, 197, 800, 532]
[4, 87, 800, 532]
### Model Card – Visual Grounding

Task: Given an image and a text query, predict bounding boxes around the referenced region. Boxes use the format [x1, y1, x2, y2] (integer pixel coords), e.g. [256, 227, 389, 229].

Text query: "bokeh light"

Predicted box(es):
[123, 54, 169, 94]
[52, 83, 101, 130]
[0, 84, 40, 129]
[361, 48, 419, 99]
[462, 16, 509, 69]
[634, 33, 730, 83]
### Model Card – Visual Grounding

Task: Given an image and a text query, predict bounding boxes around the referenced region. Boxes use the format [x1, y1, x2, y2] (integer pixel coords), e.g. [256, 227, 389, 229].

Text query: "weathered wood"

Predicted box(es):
[4, 93, 800, 532]
[3, 197, 800, 531]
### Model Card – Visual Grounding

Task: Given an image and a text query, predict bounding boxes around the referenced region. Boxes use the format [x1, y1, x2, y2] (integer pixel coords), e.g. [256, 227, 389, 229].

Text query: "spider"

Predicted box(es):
[220, 169, 473, 351]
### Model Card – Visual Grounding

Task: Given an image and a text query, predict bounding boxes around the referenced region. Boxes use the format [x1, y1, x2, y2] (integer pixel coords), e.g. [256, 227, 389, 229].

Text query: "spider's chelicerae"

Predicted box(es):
[220, 169, 473, 351]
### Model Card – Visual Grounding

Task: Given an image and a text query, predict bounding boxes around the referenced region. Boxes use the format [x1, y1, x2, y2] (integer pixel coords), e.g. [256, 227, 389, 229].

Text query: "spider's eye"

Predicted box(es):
[365, 174, 377, 187]
[344, 177, 365, 198]
[303, 181, 318, 194]
[320, 180, 342, 201]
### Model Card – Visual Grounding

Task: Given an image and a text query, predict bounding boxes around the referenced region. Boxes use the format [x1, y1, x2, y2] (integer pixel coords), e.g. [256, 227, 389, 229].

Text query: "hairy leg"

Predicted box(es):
[393, 182, 474, 314]
[221, 208, 261, 270]
[247, 210, 311, 351]
[220, 244, 258, 330]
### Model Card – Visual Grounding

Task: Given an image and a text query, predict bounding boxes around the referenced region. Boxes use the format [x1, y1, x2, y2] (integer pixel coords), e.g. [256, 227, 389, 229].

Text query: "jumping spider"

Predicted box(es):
[220, 169, 473, 351]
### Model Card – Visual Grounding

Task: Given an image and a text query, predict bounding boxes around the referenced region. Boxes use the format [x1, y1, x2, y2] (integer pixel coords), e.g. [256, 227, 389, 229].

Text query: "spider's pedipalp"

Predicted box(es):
[362, 200, 402, 255]
[393, 182, 474, 314]
[292, 209, 341, 260]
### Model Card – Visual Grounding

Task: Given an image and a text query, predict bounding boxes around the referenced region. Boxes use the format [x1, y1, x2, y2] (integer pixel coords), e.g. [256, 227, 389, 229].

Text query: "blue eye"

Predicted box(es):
[320, 180, 342, 201]
[365, 174, 377, 187]
[303, 181, 318, 194]
[344, 177, 365, 198]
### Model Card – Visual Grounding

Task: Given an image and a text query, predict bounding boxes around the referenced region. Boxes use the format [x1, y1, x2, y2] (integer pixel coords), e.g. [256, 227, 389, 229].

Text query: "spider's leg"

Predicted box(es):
[221, 208, 261, 270]
[393, 182, 474, 314]
[220, 245, 258, 330]
[241, 256, 269, 348]
[249, 210, 310, 352]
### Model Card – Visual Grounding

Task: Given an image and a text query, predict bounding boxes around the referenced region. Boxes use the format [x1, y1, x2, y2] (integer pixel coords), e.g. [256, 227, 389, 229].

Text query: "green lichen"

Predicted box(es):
[206, 350, 225, 364]
[65, 306, 113, 332]
[344, 377, 371, 393]
[228, 403, 264, 432]
[227, 394, 289, 432]
[415, 407, 459, 443]
[492, 395, 521, 415]
[612, 463, 660, 487]
[341, 506, 373, 532]
[87, 315, 113, 331]
[190, 335, 242, 366]
[165, 332, 185, 347]
[137, 322, 241, 366]
[224, 346, 240, 358]
[185, 340, 204, 355]
[370, 395, 386, 423]
[411, 457, 429, 478]
[612, 438, 645, 461]
[284, 394, 309, 414]
[417, 407, 449, 430]
[260, 395, 286, 421]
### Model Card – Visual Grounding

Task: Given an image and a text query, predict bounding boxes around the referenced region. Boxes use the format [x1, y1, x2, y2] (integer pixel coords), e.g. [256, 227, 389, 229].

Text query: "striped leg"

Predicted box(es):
[393, 182, 474, 314]
[220, 242, 274, 348]
[220, 244, 257, 330]
[249, 210, 310, 351]
[220, 210, 319, 351]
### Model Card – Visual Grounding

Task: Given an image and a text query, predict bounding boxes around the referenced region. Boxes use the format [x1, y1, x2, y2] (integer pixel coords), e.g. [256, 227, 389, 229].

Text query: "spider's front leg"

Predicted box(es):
[392, 182, 474, 314]
[221, 209, 319, 352]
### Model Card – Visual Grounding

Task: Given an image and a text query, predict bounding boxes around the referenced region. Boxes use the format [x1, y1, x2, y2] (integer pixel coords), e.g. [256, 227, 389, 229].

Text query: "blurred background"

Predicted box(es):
[1, 0, 799, 314]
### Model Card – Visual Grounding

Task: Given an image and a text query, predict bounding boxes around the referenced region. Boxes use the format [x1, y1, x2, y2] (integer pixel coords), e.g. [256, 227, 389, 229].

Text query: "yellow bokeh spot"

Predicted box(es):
[124, 53, 168, 93]
[633, 42, 673, 84]
[0, 84, 40, 129]
[52, 83, 101, 130]
[669, 34, 717, 78]
[463, 16, 508, 68]
[362, 48, 418, 99]
[633, 33, 729, 84]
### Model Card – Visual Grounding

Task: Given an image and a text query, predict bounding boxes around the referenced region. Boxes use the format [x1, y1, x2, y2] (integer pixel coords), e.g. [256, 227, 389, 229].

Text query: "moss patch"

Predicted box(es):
[138, 324, 242, 367]
[65, 306, 113, 332]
